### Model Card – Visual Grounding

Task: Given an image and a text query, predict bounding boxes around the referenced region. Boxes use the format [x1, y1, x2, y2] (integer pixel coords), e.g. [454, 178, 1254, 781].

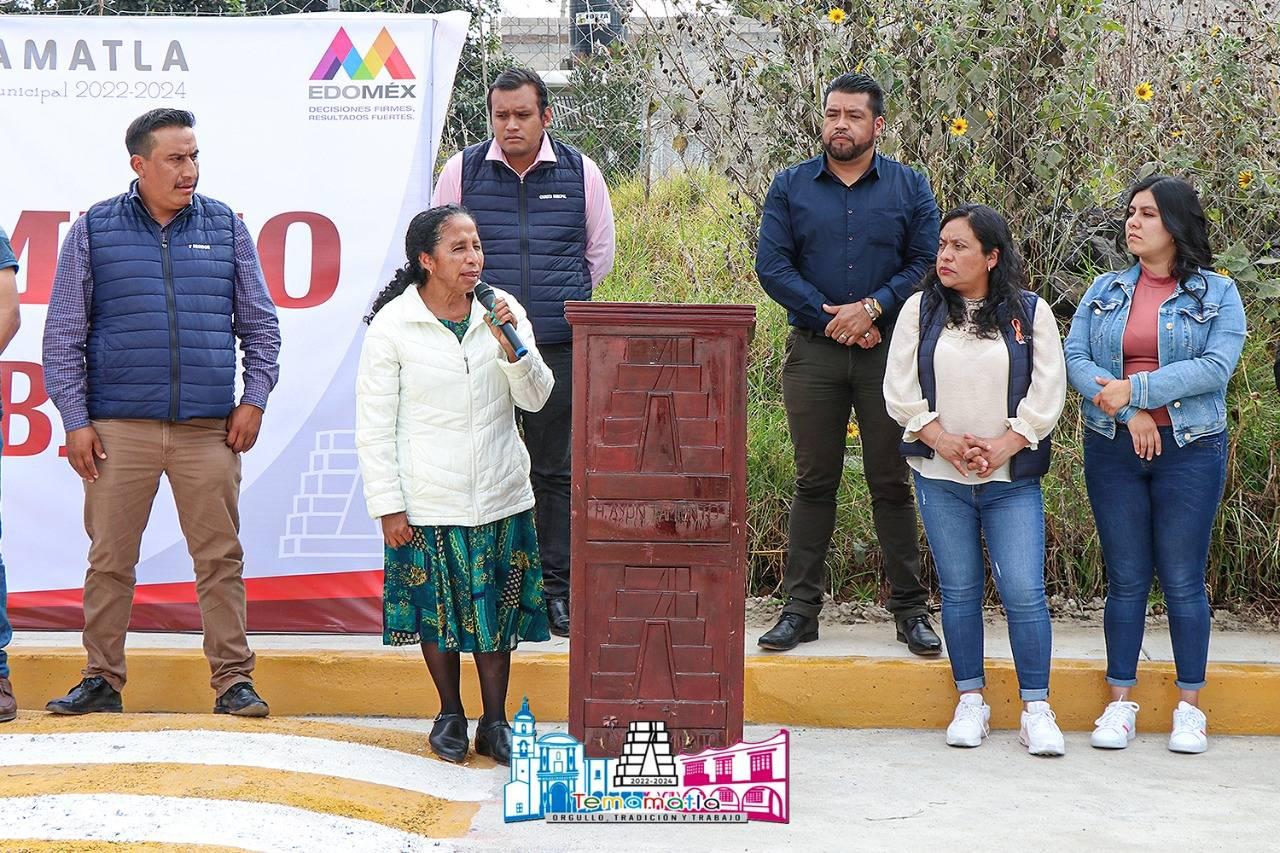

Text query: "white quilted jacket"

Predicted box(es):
[355, 285, 554, 526]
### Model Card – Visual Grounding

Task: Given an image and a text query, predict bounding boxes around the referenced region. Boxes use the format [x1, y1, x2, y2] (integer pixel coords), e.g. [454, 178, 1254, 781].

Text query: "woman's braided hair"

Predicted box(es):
[364, 204, 472, 324]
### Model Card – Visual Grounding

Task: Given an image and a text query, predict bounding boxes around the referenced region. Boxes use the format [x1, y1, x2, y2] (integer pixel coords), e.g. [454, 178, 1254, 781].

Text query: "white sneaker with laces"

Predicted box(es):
[1091, 700, 1140, 749]
[1020, 701, 1066, 756]
[945, 693, 990, 748]
[1169, 701, 1208, 754]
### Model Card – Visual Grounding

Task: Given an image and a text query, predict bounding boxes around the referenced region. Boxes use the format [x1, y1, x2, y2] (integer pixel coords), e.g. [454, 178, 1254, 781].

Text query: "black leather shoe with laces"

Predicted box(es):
[756, 613, 819, 651]
[45, 676, 123, 715]
[897, 615, 943, 656]
[214, 682, 270, 717]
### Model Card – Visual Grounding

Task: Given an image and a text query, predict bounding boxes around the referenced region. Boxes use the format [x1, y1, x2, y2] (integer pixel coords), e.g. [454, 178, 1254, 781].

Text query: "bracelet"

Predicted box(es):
[863, 301, 877, 321]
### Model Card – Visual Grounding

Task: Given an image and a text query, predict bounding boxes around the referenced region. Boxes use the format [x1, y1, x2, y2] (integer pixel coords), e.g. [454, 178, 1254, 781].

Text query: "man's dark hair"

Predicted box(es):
[487, 67, 550, 114]
[125, 108, 196, 157]
[823, 72, 884, 117]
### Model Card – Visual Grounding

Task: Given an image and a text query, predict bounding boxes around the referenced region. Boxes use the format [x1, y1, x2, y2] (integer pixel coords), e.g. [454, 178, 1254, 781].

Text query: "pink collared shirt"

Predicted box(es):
[431, 133, 616, 288]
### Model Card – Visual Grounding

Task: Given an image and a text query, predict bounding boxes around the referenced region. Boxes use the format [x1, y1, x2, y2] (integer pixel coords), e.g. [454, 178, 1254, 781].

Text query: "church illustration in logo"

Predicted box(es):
[503, 698, 790, 824]
[504, 698, 621, 821]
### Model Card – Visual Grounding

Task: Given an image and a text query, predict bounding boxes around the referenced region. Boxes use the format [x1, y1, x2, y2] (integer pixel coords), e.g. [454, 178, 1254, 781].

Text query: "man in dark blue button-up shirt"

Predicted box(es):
[755, 72, 942, 656]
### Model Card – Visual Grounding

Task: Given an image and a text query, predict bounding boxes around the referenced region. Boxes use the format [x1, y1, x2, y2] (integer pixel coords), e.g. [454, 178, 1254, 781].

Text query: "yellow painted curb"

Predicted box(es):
[8, 648, 1280, 734]
[10, 649, 570, 721]
[744, 656, 1280, 734]
[0, 763, 479, 838]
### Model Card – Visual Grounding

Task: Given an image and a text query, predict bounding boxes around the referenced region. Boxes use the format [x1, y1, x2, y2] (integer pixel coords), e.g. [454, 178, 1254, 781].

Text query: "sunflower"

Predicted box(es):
[949, 116, 969, 136]
[1134, 81, 1154, 101]
[847, 422, 860, 440]
[827, 7, 846, 24]
[1238, 170, 1255, 190]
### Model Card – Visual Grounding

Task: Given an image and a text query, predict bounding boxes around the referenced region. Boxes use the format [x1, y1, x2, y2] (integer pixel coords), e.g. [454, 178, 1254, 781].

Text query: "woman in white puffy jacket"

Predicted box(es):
[356, 205, 553, 766]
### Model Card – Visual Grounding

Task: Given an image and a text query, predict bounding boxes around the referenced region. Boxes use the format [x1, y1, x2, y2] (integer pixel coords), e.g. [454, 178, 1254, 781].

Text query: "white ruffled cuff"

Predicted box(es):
[1006, 417, 1041, 450]
[902, 411, 940, 443]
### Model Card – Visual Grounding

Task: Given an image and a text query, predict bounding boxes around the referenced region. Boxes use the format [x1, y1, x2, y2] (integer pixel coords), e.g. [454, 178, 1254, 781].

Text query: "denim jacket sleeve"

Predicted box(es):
[1063, 274, 1139, 423]
[755, 171, 831, 329]
[1128, 280, 1247, 410]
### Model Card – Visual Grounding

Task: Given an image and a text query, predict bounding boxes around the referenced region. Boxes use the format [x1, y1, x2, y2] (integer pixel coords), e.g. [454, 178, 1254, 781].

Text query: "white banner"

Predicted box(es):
[0, 12, 469, 630]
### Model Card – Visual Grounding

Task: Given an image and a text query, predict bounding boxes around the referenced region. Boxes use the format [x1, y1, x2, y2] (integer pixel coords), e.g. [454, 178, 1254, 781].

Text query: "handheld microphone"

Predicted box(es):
[473, 280, 528, 360]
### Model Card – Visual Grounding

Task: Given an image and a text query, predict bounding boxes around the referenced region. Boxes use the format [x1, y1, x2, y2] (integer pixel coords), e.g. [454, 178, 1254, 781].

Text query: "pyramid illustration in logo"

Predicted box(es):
[613, 721, 678, 787]
[311, 27, 414, 81]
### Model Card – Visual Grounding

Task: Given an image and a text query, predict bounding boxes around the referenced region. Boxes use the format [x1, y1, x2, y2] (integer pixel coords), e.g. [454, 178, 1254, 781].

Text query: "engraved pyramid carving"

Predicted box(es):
[594, 336, 722, 474]
[592, 566, 720, 703]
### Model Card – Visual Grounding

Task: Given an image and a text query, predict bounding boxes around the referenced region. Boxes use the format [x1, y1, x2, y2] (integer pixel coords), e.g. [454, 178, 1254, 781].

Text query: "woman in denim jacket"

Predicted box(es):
[1064, 175, 1246, 754]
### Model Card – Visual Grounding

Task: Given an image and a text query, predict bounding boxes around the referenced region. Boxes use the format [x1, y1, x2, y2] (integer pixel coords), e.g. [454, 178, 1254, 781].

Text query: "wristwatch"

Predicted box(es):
[863, 297, 883, 320]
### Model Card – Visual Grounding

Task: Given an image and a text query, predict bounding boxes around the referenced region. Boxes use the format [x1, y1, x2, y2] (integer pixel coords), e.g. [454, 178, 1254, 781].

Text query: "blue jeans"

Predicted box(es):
[1084, 426, 1227, 691]
[913, 473, 1052, 701]
[0, 424, 9, 680]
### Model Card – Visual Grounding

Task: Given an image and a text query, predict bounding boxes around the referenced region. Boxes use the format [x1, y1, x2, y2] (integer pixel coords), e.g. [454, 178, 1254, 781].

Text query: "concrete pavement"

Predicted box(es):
[330, 718, 1280, 852]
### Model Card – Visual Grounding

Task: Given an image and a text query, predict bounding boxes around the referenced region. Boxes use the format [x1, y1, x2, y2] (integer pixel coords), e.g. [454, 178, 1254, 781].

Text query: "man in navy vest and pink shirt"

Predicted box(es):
[42, 108, 281, 717]
[432, 68, 616, 638]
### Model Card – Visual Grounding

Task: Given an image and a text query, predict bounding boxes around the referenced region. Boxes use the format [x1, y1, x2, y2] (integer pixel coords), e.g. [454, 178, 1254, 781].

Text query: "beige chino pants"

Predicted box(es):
[81, 418, 255, 695]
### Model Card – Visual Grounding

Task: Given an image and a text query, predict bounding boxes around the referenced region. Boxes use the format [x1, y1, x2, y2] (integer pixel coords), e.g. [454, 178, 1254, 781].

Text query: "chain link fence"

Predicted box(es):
[6, 0, 1280, 610]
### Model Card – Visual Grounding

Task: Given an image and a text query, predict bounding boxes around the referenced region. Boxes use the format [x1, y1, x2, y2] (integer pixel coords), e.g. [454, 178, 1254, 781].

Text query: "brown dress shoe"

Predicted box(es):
[0, 675, 17, 722]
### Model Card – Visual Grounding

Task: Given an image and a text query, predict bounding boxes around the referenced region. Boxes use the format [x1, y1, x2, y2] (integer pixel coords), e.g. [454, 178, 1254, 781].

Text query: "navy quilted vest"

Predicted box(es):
[900, 291, 1051, 480]
[85, 187, 237, 421]
[461, 136, 589, 344]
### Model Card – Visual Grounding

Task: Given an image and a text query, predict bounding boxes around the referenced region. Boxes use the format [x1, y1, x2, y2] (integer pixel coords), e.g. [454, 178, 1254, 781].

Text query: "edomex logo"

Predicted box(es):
[307, 27, 416, 102]
[311, 27, 413, 80]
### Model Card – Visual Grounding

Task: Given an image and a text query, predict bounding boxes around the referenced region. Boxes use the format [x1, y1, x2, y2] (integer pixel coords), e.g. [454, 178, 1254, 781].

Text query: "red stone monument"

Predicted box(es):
[564, 302, 756, 758]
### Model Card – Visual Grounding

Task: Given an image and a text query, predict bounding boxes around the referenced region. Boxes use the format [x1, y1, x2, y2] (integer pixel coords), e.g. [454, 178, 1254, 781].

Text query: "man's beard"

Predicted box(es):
[823, 135, 873, 162]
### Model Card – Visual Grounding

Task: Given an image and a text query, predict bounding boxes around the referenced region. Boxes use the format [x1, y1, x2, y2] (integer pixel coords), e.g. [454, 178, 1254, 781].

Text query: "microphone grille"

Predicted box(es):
[473, 280, 496, 308]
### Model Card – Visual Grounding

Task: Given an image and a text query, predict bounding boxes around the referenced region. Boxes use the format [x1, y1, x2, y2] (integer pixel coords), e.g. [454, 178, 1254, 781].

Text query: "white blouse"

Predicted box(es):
[883, 291, 1066, 484]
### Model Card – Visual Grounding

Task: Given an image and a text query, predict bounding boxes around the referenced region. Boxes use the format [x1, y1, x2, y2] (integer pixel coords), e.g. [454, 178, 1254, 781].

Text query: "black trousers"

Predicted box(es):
[518, 341, 573, 600]
[779, 328, 928, 624]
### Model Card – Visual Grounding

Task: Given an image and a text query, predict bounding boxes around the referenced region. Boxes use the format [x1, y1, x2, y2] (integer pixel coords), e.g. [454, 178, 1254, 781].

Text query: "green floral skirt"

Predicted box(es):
[383, 508, 550, 652]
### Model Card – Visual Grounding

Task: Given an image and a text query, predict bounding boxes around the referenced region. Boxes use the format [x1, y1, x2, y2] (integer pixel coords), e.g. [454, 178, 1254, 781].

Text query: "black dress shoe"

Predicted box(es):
[475, 718, 513, 765]
[547, 597, 570, 638]
[429, 713, 470, 763]
[756, 613, 818, 651]
[897, 615, 943, 656]
[45, 676, 123, 715]
[214, 682, 270, 717]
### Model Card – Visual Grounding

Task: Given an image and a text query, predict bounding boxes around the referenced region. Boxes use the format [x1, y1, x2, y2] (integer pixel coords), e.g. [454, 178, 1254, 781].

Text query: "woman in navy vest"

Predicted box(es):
[1065, 176, 1246, 754]
[884, 204, 1067, 756]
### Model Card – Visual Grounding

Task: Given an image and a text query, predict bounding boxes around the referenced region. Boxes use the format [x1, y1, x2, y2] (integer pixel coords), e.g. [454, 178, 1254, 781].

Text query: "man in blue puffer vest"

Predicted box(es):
[42, 108, 281, 717]
[433, 68, 616, 637]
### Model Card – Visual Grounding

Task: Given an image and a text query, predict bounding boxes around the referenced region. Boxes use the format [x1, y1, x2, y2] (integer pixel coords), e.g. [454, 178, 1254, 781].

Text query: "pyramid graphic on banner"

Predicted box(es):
[279, 430, 381, 559]
[613, 721, 678, 786]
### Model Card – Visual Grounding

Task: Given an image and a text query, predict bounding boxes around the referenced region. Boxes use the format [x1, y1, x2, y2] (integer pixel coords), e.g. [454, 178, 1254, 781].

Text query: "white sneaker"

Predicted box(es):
[1091, 700, 1140, 749]
[1020, 701, 1066, 756]
[945, 694, 990, 747]
[1169, 701, 1208, 754]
